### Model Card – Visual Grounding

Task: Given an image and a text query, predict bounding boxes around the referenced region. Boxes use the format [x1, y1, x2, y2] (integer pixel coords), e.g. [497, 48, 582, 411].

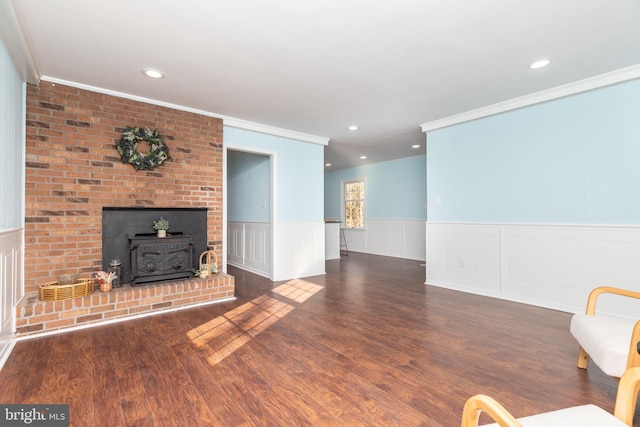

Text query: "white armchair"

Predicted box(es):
[460, 366, 640, 426]
[569, 286, 640, 379]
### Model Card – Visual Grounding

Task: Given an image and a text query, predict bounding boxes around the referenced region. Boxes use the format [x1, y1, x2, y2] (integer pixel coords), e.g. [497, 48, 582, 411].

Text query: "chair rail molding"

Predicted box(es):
[426, 221, 640, 318]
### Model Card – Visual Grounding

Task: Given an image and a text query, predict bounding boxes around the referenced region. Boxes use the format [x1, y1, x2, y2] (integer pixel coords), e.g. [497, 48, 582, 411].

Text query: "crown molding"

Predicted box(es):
[41, 77, 329, 146]
[223, 117, 329, 145]
[421, 64, 640, 133]
[0, 0, 40, 83]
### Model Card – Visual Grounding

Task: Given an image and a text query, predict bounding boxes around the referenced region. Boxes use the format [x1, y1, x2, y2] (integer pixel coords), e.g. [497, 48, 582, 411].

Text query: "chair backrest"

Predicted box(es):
[461, 366, 640, 427]
[460, 394, 522, 427]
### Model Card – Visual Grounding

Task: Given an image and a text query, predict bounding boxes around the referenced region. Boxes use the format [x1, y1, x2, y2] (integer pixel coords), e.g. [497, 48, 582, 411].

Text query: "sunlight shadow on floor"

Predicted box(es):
[272, 279, 324, 303]
[187, 279, 324, 365]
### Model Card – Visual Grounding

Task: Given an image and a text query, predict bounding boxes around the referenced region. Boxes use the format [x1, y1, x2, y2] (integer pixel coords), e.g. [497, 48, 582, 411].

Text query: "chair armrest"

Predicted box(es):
[585, 286, 640, 315]
[461, 394, 522, 427]
[614, 366, 640, 425]
[625, 320, 640, 372]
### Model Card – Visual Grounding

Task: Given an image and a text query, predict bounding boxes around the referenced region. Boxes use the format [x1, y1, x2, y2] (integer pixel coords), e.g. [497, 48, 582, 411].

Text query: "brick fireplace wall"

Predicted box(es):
[24, 82, 224, 295]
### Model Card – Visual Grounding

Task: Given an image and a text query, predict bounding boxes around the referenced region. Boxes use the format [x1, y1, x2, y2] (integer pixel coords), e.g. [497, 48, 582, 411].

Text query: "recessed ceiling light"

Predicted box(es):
[348, 125, 358, 131]
[412, 144, 420, 149]
[360, 155, 367, 159]
[530, 59, 550, 69]
[142, 68, 165, 79]
[325, 163, 332, 167]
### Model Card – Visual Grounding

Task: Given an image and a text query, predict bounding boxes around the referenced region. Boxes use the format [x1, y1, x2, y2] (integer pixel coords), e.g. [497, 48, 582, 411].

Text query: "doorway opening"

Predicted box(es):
[225, 148, 274, 279]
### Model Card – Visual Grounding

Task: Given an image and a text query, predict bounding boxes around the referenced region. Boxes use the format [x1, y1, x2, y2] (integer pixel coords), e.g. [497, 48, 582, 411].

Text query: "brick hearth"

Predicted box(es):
[16, 274, 234, 337]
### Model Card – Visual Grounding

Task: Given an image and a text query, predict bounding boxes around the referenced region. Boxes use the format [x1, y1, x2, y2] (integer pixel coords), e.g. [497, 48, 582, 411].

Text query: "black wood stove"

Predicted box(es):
[102, 207, 208, 285]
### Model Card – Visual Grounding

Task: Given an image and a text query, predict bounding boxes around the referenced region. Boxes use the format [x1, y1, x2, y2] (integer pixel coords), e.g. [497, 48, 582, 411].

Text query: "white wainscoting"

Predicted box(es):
[273, 221, 326, 281]
[227, 222, 271, 278]
[0, 228, 23, 370]
[228, 221, 328, 282]
[426, 222, 640, 318]
[342, 219, 426, 261]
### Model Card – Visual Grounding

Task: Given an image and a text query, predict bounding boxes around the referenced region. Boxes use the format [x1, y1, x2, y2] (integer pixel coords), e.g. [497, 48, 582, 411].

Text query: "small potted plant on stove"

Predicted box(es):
[153, 217, 170, 237]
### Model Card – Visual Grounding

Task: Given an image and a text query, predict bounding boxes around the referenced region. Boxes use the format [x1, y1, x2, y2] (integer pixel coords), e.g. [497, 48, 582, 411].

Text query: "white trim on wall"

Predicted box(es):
[223, 118, 329, 146]
[420, 64, 640, 132]
[0, 0, 39, 83]
[426, 221, 640, 318]
[343, 219, 426, 261]
[0, 228, 23, 371]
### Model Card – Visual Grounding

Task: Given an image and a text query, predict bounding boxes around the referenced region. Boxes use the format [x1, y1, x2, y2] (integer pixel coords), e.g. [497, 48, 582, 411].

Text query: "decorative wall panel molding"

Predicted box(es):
[0, 228, 23, 370]
[227, 222, 271, 278]
[342, 219, 426, 261]
[427, 222, 640, 318]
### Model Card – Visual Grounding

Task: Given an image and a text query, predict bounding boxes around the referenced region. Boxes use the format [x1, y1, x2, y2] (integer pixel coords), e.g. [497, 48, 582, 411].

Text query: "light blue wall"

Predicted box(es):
[224, 126, 324, 222]
[325, 155, 427, 220]
[0, 37, 25, 230]
[227, 150, 270, 222]
[427, 78, 640, 224]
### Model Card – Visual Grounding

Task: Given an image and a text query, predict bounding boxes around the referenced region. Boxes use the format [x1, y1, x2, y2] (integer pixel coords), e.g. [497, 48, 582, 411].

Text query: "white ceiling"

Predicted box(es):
[4, 0, 640, 169]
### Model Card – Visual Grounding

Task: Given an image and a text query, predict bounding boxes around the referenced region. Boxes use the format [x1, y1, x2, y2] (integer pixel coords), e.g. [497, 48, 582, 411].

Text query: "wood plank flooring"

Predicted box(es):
[0, 252, 635, 426]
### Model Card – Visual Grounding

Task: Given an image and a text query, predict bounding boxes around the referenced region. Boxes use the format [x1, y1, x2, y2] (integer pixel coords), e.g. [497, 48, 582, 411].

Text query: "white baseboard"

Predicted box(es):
[426, 280, 579, 315]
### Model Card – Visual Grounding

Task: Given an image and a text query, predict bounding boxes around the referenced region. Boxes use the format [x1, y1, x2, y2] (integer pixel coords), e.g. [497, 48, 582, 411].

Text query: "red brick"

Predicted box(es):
[29, 313, 60, 324]
[104, 309, 129, 319]
[77, 314, 103, 323]
[17, 324, 44, 334]
[151, 302, 172, 310]
[115, 301, 140, 310]
[60, 308, 90, 319]
[89, 304, 116, 314]
[129, 305, 152, 314]
[44, 319, 75, 329]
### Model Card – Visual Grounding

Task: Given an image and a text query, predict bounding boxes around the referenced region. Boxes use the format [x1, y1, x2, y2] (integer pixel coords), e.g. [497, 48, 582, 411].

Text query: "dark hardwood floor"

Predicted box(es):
[0, 252, 634, 426]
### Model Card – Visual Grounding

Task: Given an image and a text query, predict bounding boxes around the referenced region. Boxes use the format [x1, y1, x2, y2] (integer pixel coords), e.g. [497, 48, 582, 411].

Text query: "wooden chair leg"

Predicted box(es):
[577, 346, 589, 369]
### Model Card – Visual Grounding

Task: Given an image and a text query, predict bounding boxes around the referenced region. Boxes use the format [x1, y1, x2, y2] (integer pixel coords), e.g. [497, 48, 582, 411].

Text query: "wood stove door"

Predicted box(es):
[130, 236, 194, 285]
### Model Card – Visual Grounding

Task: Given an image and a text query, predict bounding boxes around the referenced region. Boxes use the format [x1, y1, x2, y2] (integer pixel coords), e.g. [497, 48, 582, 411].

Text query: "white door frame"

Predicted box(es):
[223, 144, 277, 280]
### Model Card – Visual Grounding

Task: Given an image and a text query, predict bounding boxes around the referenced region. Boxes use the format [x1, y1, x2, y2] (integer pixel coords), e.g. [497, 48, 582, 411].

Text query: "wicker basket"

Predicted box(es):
[199, 250, 218, 270]
[39, 278, 95, 302]
[197, 250, 219, 278]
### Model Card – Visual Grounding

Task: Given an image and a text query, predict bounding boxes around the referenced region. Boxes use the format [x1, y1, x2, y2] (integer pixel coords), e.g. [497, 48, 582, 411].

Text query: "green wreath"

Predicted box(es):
[117, 127, 169, 171]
